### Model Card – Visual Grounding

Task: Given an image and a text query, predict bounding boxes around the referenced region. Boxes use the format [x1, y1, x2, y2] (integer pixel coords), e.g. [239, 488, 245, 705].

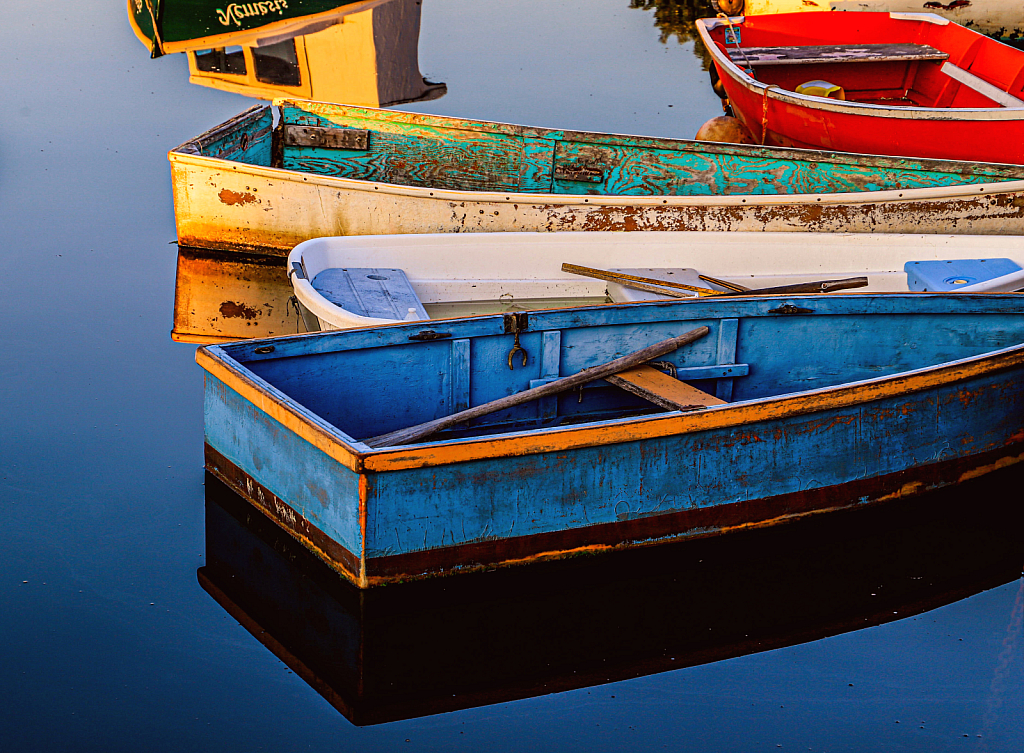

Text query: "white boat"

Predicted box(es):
[287, 231, 1024, 330]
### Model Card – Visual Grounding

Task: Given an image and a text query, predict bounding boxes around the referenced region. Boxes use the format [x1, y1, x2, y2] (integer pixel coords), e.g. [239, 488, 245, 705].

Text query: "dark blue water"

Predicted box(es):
[2, 1, 1023, 750]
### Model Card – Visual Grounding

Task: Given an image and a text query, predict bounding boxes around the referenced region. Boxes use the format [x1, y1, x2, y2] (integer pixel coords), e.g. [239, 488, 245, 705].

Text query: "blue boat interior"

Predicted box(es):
[184, 103, 1024, 199]
[221, 296, 1024, 446]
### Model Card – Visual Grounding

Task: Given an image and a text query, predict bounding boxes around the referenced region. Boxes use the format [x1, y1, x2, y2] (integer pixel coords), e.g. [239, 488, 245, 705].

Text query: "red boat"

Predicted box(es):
[698, 12, 1024, 164]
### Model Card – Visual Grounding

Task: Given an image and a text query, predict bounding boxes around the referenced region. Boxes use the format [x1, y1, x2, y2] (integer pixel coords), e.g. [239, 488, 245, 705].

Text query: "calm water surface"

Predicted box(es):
[2, 1, 1024, 750]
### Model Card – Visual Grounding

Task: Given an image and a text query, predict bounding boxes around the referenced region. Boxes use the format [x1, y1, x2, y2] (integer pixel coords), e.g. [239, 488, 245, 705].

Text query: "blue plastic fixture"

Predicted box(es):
[904, 259, 1023, 291]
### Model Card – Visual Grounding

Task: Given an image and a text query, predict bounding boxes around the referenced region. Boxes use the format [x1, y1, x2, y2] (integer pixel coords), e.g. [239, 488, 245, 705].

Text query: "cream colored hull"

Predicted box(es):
[170, 152, 1024, 257]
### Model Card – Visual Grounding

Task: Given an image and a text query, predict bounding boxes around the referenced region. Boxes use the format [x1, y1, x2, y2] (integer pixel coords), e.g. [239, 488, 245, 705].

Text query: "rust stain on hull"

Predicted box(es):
[218, 188, 259, 206]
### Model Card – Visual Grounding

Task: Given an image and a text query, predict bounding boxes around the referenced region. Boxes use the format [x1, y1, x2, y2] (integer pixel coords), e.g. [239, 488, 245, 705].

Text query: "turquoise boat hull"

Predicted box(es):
[170, 102, 1024, 256]
[197, 293, 1024, 586]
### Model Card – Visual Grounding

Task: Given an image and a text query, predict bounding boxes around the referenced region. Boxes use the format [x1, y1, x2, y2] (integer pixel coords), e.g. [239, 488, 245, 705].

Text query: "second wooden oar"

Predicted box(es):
[562, 263, 720, 297]
[723, 277, 869, 295]
[362, 326, 710, 447]
[698, 274, 749, 292]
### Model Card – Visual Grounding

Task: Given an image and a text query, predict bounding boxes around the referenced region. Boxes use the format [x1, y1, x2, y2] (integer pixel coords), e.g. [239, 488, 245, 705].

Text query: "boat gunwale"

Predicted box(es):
[196, 293, 1024, 473]
[696, 16, 1024, 122]
[274, 97, 1024, 163]
[168, 149, 1024, 208]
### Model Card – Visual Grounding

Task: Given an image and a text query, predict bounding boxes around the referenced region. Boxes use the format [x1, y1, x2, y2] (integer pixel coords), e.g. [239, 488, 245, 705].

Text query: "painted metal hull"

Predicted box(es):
[700, 12, 1024, 163]
[197, 294, 1024, 587]
[169, 102, 1024, 256]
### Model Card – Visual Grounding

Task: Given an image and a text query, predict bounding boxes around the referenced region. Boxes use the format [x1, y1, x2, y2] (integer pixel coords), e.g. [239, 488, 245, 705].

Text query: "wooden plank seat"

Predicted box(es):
[310, 267, 429, 320]
[725, 43, 949, 68]
[605, 365, 726, 411]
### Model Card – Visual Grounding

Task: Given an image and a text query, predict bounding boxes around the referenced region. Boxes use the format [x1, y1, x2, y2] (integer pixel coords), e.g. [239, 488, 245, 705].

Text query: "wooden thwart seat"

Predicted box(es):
[726, 43, 948, 68]
[606, 365, 725, 411]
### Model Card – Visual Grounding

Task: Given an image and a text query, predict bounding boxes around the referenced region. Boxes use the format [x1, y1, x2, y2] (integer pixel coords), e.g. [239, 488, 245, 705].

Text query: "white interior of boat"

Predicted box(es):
[288, 231, 1024, 329]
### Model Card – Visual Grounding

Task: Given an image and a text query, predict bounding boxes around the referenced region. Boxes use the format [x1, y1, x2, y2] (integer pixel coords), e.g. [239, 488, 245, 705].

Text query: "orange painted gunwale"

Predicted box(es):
[197, 338, 1024, 474]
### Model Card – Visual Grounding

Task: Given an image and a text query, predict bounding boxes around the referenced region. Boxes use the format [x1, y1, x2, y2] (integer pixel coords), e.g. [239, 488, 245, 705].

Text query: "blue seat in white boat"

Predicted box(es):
[905, 259, 1024, 292]
[310, 268, 429, 320]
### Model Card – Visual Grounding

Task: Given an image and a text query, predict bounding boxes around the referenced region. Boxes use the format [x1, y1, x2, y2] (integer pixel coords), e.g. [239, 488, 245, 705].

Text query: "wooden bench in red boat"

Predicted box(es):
[725, 43, 949, 68]
[725, 43, 1024, 107]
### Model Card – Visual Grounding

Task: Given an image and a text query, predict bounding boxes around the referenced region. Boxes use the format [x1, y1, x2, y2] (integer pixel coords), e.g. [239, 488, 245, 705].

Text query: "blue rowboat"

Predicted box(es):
[169, 100, 1024, 256]
[196, 293, 1024, 587]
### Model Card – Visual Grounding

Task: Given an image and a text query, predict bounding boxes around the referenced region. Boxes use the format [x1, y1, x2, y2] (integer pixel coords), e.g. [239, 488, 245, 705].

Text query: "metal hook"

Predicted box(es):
[507, 330, 527, 370]
[649, 360, 677, 378]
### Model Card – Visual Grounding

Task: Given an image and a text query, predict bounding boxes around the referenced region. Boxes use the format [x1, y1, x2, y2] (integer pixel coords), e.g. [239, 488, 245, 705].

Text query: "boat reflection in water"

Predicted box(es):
[200, 467, 1024, 726]
[171, 246, 303, 344]
[131, 0, 445, 107]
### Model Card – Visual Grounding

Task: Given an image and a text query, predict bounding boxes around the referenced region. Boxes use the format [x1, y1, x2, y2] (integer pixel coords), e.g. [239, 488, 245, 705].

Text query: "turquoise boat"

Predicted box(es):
[197, 293, 1024, 587]
[170, 100, 1024, 256]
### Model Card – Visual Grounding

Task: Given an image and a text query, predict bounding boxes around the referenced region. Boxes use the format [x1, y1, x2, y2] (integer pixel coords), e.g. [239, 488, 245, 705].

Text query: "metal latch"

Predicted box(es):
[408, 330, 451, 341]
[768, 304, 814, 315]
[553, 162, 605, 183]
[282, 125, 369, 150]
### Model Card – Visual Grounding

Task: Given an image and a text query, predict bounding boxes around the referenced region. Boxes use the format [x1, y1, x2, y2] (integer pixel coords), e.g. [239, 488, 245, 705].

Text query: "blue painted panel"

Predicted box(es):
[729, 312, 1024, 401]
[234, 297, 1024, 441]
[363, 367, 1024, 558]
[204, 375, 362, 557]
[219, 293, 1024, 366]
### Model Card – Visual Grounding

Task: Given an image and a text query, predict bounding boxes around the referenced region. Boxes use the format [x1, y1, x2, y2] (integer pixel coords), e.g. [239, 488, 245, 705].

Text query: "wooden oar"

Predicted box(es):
[561, 263, 719, 298]
[362, 326, 710, 448]
[699, 274, 749, 292]
[722, 277, 868, 295]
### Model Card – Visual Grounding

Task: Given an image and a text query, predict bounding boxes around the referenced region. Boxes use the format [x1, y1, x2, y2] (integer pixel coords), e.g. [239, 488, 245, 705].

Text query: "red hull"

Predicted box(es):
[700, 12, 1024, 164]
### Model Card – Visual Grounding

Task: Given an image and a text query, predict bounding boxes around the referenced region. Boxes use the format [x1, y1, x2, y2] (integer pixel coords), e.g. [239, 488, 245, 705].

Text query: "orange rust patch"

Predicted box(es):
[219, 188, 259, 206]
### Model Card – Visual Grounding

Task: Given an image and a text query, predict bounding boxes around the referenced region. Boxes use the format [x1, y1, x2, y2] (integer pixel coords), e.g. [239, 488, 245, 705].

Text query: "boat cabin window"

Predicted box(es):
[194, 46, 246, 76]
[252, 40, 301, 87]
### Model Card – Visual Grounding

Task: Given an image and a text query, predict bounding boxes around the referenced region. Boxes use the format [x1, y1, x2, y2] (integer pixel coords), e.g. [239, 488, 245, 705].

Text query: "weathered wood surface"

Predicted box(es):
[605, 365, 726, 410]
[169, 101, 1024, 255]
[177, 105, 273, 166]
[199, 293, 1024, 587]
[561, 263, 717, 298]
[727, 43, 949, 67]
[725, 277, 869, 295]
[278, 100, 1023, 197]
[364, 327, 710, 447]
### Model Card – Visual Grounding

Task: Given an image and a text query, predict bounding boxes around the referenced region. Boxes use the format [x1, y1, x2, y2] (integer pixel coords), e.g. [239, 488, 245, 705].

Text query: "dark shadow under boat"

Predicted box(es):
[199, 466, 1024, 726]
